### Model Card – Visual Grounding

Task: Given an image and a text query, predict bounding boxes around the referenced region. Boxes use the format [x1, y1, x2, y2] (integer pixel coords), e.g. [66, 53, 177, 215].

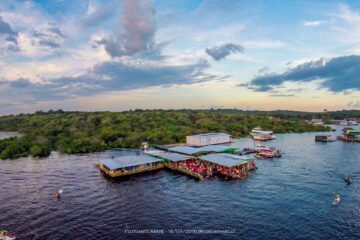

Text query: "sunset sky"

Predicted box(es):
[0, 0, 359, 115]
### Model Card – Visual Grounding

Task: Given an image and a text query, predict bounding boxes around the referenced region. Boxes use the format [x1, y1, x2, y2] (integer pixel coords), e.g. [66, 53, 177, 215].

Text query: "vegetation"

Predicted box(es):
[0, 109, 336, 159]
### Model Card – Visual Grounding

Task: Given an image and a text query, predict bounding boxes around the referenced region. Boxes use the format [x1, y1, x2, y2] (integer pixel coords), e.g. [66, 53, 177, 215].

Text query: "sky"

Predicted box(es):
[0, 0, 359, 115]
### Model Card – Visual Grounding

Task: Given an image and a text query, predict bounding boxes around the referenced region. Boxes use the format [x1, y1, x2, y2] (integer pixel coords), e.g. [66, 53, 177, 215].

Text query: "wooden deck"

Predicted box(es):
[99, 163, 164, 178]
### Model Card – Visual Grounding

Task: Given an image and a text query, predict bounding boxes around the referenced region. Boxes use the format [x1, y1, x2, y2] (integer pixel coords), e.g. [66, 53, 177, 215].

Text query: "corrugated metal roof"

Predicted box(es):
[169, 145, 235, 155]
[198, 145, 235, 152]
[100, 155, 161, 170]
[168, 146, 201, 155]
[150, 152, 193, 162]
[199, 153, 253, 168]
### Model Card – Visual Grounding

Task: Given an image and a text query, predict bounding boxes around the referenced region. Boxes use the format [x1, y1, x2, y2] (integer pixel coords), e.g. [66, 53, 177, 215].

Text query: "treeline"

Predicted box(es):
[215, 109, 360, 120]
[0, 109, 332, 159]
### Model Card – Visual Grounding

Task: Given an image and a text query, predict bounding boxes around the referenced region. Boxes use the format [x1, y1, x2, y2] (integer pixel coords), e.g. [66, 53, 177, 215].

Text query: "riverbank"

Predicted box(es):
[0, 110, 332, 160]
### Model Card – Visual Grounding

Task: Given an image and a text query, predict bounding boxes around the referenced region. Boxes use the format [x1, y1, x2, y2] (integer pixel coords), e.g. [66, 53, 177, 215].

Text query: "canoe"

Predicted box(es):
[332, 198, 341, 206]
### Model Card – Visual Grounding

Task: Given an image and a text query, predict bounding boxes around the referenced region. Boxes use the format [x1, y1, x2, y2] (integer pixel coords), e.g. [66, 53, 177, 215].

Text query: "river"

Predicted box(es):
[0, 125, 359, 239]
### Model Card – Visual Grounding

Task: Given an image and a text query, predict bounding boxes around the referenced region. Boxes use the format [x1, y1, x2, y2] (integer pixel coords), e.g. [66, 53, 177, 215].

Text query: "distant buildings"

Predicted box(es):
[186, 133, 232, 146]
[332, 119, 358, 126]
[310, 119, 324, 125]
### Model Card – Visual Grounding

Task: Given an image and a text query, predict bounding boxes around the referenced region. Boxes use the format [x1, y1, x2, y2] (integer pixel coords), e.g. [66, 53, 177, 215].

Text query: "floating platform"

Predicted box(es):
[148, 151, 205, 180]
[99, 155, 164, 178]
[199, 153, 257, 180]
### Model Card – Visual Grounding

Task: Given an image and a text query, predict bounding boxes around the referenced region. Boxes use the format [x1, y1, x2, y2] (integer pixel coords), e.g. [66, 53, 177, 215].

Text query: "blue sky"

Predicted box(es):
[0, 0, 359, 115]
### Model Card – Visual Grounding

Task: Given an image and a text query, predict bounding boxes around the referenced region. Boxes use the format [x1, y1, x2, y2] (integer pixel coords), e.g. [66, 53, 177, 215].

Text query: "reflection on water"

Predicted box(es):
[0, 126, 359, 239]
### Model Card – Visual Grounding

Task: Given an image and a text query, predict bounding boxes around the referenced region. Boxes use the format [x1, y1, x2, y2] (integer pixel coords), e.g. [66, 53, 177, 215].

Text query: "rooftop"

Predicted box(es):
[168, 145, 236, 155]
[188, 133, 230, 138]
[150, 152, 194, 162]
[199, 153, 253, 168]
[100, 155, 161, 170]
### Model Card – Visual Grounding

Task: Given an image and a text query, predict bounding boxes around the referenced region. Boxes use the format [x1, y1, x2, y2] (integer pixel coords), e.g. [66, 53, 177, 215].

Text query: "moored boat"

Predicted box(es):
[337, 129, 360, 143]
[250, 127, 276, 141]
[255, 145, 282, 158]
[0, 231, 16, 240]
[315, 135, 336, 142]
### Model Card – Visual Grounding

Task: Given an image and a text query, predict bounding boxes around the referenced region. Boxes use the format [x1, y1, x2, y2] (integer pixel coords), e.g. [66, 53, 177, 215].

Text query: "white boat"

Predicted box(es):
[0, 231, 16, 240]
[251, 127, 276, 141]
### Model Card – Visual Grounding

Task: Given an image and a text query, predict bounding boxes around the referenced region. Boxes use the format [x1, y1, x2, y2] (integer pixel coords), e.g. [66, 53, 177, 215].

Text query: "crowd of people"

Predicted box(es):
[170, 160, 213, 178]
[168, 159, 257, 180]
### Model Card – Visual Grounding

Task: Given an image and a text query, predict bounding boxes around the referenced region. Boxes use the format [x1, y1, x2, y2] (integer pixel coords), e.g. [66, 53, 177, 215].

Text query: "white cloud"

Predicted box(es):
[302, 21, 323, 27]
[242, 40, 288, 49]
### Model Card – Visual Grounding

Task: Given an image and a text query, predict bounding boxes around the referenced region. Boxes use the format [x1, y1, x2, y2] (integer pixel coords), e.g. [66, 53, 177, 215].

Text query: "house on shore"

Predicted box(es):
[186, 133, 232, 146]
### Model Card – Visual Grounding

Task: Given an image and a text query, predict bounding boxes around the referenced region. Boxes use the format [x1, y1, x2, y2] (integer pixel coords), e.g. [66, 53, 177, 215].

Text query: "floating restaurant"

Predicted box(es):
[199, 153, 257, 180]
[99, 147, 257, 181]
[99, 155, 164, 177]
[148, 151, 206, 180]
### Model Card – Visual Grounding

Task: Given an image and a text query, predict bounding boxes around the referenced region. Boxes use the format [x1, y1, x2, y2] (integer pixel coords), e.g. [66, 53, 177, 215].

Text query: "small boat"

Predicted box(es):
[239, 148, 258, 155]
[250, 127, 276, 141]
[315, 135, 335, 142]
[255, 145, 272, 153]
[258, 152, 274, 158]
[332, 197, 341, 206]
[0, 231, 16, 240]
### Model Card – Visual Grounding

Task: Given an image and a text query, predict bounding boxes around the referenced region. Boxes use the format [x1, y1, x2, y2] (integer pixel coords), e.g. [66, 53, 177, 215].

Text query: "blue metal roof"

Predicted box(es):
[150, 152, 193, 162]
[100, 155, 161, 170]
[168, 145, 235, 155]
[199, 153, 253, 168]
[198, 145, 235, 152]
[100, 159, 122, 170]
[168, 146, 200, 155]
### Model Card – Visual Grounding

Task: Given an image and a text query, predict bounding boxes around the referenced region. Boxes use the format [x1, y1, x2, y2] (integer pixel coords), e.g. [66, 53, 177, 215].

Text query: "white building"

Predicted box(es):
[186, 133, 232, 146]
[311, 119, 324, 125]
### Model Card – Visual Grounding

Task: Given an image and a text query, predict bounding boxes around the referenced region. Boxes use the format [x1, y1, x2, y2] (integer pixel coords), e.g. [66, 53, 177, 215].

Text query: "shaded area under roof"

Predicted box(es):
[168, 145, 236, 155]
[100, 155, 161, 170]
[150, 152, 194, 162]
[199, 153, 253, 168]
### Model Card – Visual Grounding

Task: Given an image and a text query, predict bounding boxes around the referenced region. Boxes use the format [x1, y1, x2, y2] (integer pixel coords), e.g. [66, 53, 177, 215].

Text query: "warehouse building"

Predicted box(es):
[186, 133, 232, 146]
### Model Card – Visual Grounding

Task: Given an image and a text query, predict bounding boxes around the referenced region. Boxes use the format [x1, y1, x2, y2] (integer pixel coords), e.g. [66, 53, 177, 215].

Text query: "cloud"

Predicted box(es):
[0, 16, 17, 36]
[205, 43, 244, 61]
[82, 1, 118, 27]
[32, 25, 66, 48]
[0, 15, 20, 53]
[347, 100, 360, 108]
[258, 66, 269, 74]
[96, 0, 157, 57]
[248, 55, 360, 93]
[242, 40, 287, 49]
[269, 94, 295, 97]
[302, 21, 323, 27]
[0, 58, 224, 103]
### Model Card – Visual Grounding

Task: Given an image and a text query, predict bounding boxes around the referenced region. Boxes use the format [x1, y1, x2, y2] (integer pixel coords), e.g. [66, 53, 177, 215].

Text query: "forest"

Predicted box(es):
[0, 109, 338, 159]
